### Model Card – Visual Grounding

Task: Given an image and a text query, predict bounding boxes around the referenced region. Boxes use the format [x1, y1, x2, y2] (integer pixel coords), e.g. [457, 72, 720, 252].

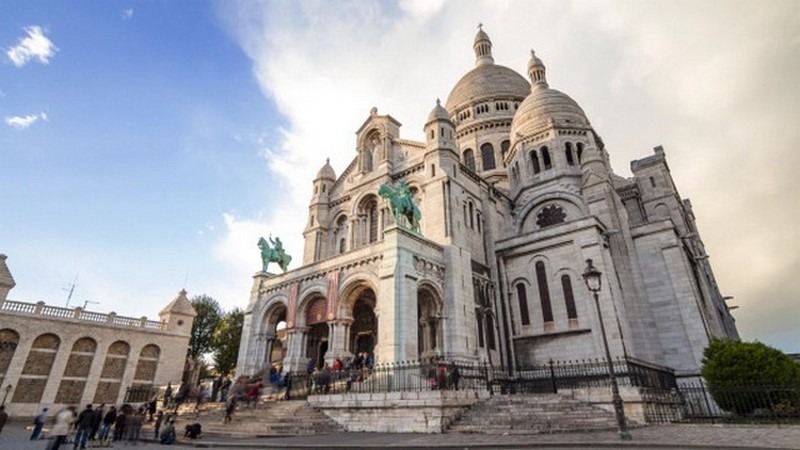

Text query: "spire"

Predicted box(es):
[527, 49, 547, 89]
[473, 23, 494, 67]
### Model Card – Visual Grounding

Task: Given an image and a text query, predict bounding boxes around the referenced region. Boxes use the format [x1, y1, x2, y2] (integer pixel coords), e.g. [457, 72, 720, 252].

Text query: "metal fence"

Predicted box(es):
[283, 357, 676, 399]
[280, 358, 800, 424]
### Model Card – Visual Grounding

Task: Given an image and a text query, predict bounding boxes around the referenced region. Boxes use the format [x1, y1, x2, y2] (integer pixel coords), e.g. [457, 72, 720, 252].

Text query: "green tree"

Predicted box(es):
[212, 307, 244, 376]
[701, 338, 800, 414]
[188, 295, 223, 360]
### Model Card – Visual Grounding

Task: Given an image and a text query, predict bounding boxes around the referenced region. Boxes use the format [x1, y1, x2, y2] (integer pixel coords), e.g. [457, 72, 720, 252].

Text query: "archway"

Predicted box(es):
[304, 297, 329, 369]
[261, 303, 288, 370]
[349, 288, 377, 357]
[417, 284, 443, 360]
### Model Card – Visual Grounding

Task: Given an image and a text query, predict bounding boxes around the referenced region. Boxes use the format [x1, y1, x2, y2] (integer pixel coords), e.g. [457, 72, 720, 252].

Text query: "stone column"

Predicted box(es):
[39, 336, 73, 408]
[282, 328, 308, 373]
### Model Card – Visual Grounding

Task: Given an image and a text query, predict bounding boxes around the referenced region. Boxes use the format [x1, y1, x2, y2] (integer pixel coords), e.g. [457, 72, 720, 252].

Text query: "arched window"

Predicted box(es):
[334, 215, 348, 254]
[530, 151, 541, 175]
[363, 148, 373, 172]
[13, 333, 60, 403]
[367, 199, 378, 243]
[565, 142, 575, 166]
[500, 140, 510, 166]
[463, 148, 475, 171]
[562, 275, 578, 320]
[480, 143, 496, 171]
[541, 146, 552, 170]
[535, 262, 554, 323]
[55, 337, 97, 404]
[485, 314, 496, 350]
[576, 143, 584, 164]
[516, 283, 530, 325]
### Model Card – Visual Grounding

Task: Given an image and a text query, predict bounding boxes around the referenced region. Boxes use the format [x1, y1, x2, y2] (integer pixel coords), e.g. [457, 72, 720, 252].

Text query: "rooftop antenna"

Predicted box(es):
[82, 299, 100, 310]
[63, 273, 79, 308]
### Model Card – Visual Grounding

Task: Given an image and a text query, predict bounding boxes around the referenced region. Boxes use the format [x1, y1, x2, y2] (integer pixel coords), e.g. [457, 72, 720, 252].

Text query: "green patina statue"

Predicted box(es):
[378, 181, 421, 233]
[258, 235, 292, 273]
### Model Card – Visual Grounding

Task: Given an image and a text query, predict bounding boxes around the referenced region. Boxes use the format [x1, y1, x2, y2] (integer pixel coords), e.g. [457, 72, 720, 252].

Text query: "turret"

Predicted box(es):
[303, 159, 336, 264]
[158, 289, 196, 337]
[0, 254, 16, 304]
[424, 99, 456, 153]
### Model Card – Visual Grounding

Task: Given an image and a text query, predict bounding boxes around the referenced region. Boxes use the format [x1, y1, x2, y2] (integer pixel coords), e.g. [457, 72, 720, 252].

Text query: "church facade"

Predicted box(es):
[238, 28, 738, 377]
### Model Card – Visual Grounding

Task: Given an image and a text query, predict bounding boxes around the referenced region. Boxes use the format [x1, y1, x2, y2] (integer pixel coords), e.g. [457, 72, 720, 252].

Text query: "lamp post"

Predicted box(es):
[583, 258, 631, 441]
[1, 384, 11, 406]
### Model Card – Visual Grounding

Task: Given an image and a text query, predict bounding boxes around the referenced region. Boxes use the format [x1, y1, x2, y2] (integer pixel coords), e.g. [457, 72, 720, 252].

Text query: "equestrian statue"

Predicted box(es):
[378, 181, 421, 233]
[258, 235, 292, 273]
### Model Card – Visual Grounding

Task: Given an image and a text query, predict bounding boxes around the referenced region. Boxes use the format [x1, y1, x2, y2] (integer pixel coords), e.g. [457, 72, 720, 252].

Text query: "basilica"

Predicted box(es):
[237, 27, 738, 377]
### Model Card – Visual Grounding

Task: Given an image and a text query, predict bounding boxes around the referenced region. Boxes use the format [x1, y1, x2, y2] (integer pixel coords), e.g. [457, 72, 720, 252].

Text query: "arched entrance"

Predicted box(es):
[305, 297, 329, 369]
[261, 303, 288, 371]
[417, 284, 443, 360]
[349, 289, 377, 357]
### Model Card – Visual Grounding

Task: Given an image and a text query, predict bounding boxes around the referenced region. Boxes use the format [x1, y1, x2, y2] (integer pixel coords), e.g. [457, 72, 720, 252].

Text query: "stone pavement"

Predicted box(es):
[1, 420, 799, 449]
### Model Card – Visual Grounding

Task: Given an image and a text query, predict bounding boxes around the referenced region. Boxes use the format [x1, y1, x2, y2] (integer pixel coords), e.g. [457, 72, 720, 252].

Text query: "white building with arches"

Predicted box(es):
[237, 27, 738, 377]
[0, 254, 195, 417]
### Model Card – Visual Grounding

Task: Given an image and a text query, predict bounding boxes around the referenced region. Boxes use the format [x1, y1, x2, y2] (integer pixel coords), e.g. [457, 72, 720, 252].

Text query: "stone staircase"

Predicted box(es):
[447, 393, 620, 434]
[180, 400, 342, 437]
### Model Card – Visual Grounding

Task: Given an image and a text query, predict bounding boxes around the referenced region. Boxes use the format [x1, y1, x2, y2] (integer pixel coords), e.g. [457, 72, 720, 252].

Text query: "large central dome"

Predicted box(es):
[446, 65, 530, 113]
[445, 26, 529, 114]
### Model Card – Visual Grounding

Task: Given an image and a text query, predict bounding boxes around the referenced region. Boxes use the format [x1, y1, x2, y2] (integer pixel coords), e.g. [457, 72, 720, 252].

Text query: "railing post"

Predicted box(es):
[549, 359, 557, 393]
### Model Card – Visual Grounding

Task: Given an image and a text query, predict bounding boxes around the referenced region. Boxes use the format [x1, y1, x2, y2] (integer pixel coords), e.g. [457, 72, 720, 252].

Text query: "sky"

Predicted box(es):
[1, 1, 798, 354]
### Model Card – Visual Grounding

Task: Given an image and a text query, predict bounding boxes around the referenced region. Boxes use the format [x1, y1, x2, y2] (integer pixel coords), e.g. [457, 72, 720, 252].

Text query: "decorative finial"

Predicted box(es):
[531, 49, 536, 57]
[478, 23, 483, 30]
[326, 157, 330, 164]
[436, 98, 441, 106]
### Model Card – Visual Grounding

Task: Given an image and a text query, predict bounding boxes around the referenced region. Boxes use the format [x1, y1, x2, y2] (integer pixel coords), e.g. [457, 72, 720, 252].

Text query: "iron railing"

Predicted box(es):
[282, 357, 676, 399]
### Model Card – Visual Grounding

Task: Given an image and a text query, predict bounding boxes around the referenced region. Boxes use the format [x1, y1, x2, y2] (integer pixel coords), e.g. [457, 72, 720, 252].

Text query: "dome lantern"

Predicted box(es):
[474, 23, 494, 67]
[528, 49, 547, 89]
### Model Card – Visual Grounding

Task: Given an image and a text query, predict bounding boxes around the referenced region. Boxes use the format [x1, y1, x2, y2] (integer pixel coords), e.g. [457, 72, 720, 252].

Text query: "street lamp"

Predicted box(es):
[1, 384, 11, 406]
[583, 258, 631, 441]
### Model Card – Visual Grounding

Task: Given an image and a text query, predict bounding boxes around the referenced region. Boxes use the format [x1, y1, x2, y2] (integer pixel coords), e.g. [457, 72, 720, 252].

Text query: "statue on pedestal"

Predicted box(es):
[258, 235, 292, 273]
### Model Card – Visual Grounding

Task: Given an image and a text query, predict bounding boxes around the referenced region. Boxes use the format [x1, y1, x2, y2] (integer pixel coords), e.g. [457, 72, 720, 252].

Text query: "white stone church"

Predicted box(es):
[238, 27, 738, 378]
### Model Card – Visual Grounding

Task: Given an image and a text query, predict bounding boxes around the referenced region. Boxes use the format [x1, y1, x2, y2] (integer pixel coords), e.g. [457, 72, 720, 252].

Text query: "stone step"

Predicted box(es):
[183, 399, 342, 437]
[446, 393, 619, 434]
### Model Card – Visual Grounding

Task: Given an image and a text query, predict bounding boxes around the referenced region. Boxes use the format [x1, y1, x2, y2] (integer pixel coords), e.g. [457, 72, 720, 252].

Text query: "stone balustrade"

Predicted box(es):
[0, 299, 166, 331]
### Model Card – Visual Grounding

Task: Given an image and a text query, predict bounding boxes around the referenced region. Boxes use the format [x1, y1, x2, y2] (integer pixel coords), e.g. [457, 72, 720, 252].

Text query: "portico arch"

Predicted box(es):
[417, 283, 443, 360]
[260, 302, 288, 370]
[302, 296, 329, 369]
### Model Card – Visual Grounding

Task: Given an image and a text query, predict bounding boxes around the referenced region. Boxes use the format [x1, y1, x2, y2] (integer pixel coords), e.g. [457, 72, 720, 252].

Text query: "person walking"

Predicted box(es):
[98, 405, 116, 442]
[73, 404, 94, 449]
[30, 406, 47, 440]
[89, 403, 104, 443]
[154, 410, 164, 439]
[49, 406, 76, 450]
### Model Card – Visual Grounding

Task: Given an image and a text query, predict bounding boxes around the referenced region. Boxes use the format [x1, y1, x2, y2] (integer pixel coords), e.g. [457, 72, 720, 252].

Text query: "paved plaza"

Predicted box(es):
[1, 420, 799, 449]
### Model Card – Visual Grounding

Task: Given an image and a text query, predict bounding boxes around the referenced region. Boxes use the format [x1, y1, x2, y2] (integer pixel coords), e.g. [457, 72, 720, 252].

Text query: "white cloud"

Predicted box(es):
[122, 8, 134, 20]
[6, 26, 58, 67]
[5, 112, 48, 130]
[216, 0, 800, 352]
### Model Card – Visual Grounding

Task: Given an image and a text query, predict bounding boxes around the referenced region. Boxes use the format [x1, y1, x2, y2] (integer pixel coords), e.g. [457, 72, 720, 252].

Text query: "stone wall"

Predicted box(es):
[308, 390, 489, 433]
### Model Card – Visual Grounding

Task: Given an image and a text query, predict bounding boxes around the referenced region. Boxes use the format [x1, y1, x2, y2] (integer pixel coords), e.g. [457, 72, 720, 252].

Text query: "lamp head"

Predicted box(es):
[582, 258, 602, 292]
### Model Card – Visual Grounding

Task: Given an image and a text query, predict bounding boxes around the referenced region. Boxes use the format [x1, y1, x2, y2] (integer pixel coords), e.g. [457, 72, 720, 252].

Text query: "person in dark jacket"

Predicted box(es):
[73, 404, 94, 449]
[113, 410, 126, 441]
[89, 403, 104, 442]
[98, 405, 116, 442]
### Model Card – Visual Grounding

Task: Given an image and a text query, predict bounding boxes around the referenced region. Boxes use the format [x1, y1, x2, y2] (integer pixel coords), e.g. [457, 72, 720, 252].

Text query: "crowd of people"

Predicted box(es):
[27, 400, 179, 448]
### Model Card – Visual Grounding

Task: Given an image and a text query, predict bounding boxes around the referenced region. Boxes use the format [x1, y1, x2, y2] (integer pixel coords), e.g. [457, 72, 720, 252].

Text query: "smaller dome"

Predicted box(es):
[510, 87, 590, 147]
[316, 158, 336, 180]
[426, 99, 450, 124]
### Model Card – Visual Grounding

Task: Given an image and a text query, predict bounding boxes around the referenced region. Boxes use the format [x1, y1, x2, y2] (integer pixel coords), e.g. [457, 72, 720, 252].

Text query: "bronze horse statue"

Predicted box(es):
[258, 236, 291, 273]
[378, 181, 421, 233]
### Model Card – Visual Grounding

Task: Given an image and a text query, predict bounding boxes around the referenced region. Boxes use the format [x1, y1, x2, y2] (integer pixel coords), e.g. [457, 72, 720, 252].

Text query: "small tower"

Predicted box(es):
[424, 99, 456, 153]
[158, 289, 197, 337]
[0, 254, 16, 304]
[528, 49, 548, 88]
[474, 24, 494, 67]
[303, 159, 336, 264]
